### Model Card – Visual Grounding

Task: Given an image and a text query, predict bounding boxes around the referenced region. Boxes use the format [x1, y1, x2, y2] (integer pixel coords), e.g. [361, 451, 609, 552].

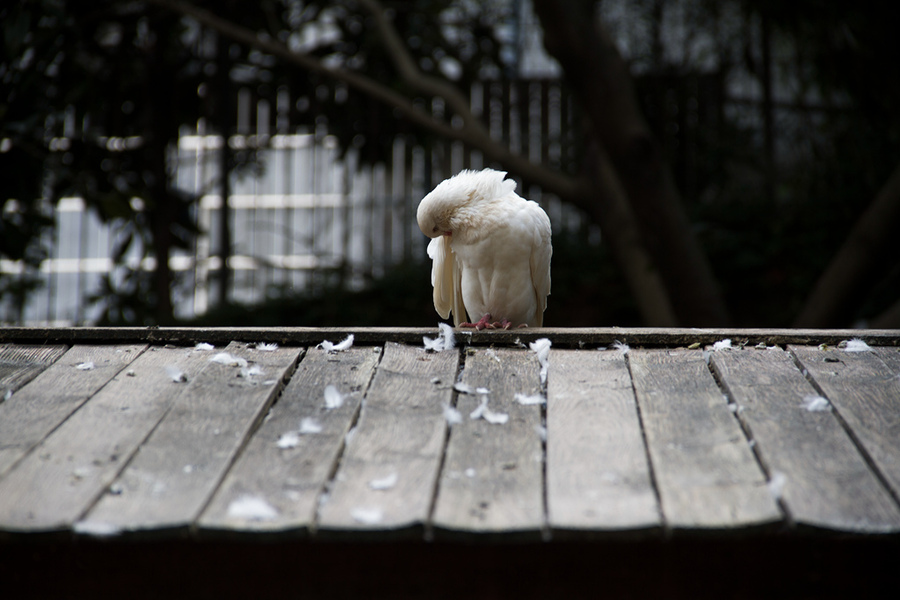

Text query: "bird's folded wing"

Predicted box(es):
[529, 207, 553, 326]
[428, 236, 465, 325]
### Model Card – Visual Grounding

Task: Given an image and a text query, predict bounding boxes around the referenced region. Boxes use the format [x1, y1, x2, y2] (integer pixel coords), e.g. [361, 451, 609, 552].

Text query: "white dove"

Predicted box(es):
[416, 168, 552, 329]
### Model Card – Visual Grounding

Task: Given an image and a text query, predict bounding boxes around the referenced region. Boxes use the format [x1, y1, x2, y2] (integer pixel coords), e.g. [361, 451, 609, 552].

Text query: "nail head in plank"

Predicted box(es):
[711, 347, 900, 533]
[790, 345, 900, 500]
[199, 346, 380, 537]
[0, 346, 214, 535]
[317, 343, 459, 538]
[546, 349, 660, 536]
[78, 342, 302, 536]
[0, 344, 68, 400]
[432, 347, 544, 538]
[629, 349, 781, 531]
[0, 344, 147, 479]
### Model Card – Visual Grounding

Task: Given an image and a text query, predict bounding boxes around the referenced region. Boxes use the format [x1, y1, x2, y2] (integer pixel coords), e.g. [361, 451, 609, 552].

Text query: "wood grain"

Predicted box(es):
[711, 347, 900, 533]
[546, 349, 659, 535]
[199, 346, 381, 536]
[0, 346, 214, 534]
[432, 347, 544, 537]
[0, 344, 146, 478]
[79, 342, 301, 535]
[317, 343, 459, 537]
[629, 349, 781, 531]
[790, 345, 900, 501]
[0, 344, 68, 401]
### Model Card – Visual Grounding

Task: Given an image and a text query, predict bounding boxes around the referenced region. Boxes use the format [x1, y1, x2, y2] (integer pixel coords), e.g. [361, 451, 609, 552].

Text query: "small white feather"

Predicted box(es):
[368, 472, 398, 491]
[194, 342, 214, 351]
[210, 352, 248, 368]
[610, 340, 630, 354]
[840, 338, 872, 352]
[712, 339, 732, 351]
[255, 342, 279, 352]
[529, 338, 551, 383]
[76, 361, 95, 371]
[227, 495, 279, 521]
[165, 365, 187, 383]
[351, 507, 383, 524]
[800, 395, 830, 412]
[73, 520, 121, 537]
[240, 364, 264, 378]
[423, 323, 456, 352]
[276, 432, 300, 449]
[483, 409, 509, 425]
[299, 417, 323, 434]
[453, 382, 475, 394]
[323, 384, 345, 409]
[469, 398, 486, 420]
[423, 336, 443, 352]
[515, 393, 546, 405]
[768, 471, 787, 500]
[442, 404, 463, 425]
[318, 334, 354, 353]
[469, 397, 508, 424]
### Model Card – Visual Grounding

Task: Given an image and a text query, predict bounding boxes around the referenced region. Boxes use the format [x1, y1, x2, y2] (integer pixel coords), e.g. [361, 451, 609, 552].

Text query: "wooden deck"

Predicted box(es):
[1, 327, 899, 598]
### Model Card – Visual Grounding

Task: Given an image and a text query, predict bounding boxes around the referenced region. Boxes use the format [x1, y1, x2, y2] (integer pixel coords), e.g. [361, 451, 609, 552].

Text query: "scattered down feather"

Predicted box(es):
[417, 168, 552, 327]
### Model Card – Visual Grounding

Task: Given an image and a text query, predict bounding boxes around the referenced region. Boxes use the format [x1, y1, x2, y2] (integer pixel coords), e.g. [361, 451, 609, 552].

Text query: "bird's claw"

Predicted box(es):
[460, 314, 493, 330]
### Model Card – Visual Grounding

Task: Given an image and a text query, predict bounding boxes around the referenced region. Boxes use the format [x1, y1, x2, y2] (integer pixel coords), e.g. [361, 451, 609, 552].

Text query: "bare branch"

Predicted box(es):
[146, 0, 583, 200]
[355, 0, 478, 132]
[795, 160, 900, 327]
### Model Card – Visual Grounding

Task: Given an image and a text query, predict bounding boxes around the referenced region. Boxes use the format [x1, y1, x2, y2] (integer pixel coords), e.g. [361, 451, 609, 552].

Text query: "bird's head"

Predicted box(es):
[416, 168, 514, 239]
[416, 192, 455, 239]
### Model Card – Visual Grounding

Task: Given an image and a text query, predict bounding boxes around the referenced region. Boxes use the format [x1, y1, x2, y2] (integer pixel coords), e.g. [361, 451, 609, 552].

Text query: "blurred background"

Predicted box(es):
[2, 0, 898, 329]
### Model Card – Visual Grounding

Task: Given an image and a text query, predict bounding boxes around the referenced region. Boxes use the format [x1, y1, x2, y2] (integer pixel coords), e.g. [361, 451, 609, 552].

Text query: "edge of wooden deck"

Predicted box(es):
[2, 326, 899, 346]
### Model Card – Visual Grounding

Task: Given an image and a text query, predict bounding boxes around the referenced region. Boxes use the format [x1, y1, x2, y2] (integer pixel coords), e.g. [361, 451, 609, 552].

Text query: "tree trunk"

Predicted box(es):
[580, 143, 679, 325]
[145, 22, 176, 325]
[794, 161, 900, 327]
[533, 0, 730, 326]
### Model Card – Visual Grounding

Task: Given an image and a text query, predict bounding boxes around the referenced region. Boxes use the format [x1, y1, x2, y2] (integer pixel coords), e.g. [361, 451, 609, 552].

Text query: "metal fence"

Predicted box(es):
[1, 79, 587, 325]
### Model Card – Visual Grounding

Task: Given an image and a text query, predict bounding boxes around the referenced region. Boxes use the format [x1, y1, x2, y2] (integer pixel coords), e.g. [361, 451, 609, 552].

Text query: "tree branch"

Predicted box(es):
[146, 0, 583, 200]
[795, 160, 900, 327]
[533, 0, 729, 326]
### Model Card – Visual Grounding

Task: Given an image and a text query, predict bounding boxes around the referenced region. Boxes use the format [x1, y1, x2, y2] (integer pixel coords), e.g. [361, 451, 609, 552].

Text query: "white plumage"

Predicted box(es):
[416, 168, 552, 328]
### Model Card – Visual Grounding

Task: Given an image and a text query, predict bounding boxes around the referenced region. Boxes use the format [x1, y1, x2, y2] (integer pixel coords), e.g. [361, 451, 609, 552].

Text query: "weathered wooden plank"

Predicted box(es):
[2, 326, 899, 348]
[710, 348, 900, 533]
[0, 346, 214, 535]
[77, 342, 301, 536]
[317, 343, 459, 536]
[0, 344, 147, 478]
[198, 346, 381, 536]
[0, 344, 68, 401]
[546, 349, 659, 535]
[791, 345, 900, 500]
[432, 347, 544, 537]
[629, 349, 781, 531]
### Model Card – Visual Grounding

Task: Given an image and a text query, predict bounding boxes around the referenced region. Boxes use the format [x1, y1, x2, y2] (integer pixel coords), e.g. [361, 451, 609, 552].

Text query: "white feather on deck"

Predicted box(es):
[323, 384, 345, 409]
[840, 338, 873, 352]
[529, 338, 551, 384]
[227, 495, 279, 521]
[318, 334, 354, 353]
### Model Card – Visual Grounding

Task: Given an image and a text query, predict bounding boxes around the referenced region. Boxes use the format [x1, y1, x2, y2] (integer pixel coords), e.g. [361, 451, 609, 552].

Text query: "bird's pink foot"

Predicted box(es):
[460, 314, 493, 330]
